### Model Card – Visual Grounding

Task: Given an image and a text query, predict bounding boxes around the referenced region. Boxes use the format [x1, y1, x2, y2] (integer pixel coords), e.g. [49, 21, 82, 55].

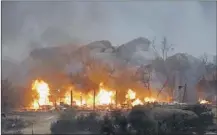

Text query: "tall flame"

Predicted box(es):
[125, 89, 136, 100]
[31, 80, 52, 109]
[63, 83, 115, 107]
[30, 80, 163, 109]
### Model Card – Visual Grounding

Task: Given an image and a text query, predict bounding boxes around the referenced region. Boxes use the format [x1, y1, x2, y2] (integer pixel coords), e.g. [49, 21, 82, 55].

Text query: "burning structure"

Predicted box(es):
[29, 77, 210, 110]
[4, 38, 214, 111]
[30, 79, 160, 110]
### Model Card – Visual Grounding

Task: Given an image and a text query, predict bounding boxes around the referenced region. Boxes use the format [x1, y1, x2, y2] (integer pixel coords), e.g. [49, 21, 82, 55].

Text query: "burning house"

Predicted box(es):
[3, 37, 215, 111]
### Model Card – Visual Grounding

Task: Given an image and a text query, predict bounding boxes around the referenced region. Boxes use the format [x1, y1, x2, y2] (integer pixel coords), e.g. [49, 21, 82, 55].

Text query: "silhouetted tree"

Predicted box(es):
[1, 79, 17, 111]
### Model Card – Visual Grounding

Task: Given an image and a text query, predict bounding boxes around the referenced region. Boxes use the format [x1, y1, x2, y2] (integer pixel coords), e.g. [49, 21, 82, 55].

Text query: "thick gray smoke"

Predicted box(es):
[2, 1, 216, 62]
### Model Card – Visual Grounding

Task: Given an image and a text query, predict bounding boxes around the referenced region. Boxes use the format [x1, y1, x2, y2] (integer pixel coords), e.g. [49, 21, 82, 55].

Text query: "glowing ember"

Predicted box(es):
[199, 99, 211, 104]
[144, 97, 156, 103]
[31, 80, 52, 109]
[125, 89, 136, 100]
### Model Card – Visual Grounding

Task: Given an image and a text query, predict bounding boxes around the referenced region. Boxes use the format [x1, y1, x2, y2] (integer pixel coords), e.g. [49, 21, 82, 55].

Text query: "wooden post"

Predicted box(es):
[93, 89, 96, 110]
[148, 80, 151, 97]
[182, 83, 187, 103]
[71, 89, 73, 107]
[54, 99, 57, 109]
[115, 90, 117, 108]
[80, 93, 82, 106]
[32, 122, 34, 135]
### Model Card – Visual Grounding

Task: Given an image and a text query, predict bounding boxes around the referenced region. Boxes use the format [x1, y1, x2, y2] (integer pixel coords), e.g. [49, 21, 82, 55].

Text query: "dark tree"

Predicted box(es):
[1, 79, 17, 111]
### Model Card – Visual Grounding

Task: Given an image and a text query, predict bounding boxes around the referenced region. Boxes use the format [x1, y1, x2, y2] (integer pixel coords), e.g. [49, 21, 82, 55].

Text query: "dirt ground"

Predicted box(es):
[21, 112, 58, 134]
[3, 111, 101, 134]
[3, 106, 216, 134]
[3, 111, 59, 134]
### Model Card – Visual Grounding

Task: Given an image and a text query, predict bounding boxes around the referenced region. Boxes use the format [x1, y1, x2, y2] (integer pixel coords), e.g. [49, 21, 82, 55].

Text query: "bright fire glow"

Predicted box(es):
[96, 83, 115, 105]
[199, 99, 211, 104]
[144, 97, 156, 103]
[63, 83, 115, 107]
[125, 89, 136, 100]
[63, 91, 90, 106]
[30, 79, 164, 109]
[96, 89, 115, 105]
[125, 89, 143, 106]
[31, 80, 52, 109]
[132, 99, 143, 106]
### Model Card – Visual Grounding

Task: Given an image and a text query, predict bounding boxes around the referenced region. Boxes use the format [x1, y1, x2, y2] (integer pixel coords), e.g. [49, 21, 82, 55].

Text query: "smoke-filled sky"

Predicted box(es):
[2, 1, 216, 62]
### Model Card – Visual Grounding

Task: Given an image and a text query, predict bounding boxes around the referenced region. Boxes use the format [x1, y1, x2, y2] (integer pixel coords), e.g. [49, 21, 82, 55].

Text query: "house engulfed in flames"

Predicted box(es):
[30, 79, 161, 110]
[30, 79, 211, 110]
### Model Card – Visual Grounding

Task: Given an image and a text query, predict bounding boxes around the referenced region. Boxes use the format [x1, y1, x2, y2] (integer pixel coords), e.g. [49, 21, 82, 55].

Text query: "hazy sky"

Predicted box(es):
[2, 1, 216, 62]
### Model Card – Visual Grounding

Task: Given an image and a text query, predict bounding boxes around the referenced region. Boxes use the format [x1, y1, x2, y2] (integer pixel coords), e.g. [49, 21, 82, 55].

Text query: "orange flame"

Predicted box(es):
[199, 99, 211, 104]
[63, 83, 115, 107]
[125, 89, 136, 100]
[31, 80, 52, 109]
[144, 97, 156, 103]
[30, 79, 164, 109]
[132, 99, 143, 106]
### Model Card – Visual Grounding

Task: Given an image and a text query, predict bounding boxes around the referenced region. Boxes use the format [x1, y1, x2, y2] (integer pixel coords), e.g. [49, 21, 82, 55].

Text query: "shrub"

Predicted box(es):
[77, 112, 101, 132]
[2, 117, 26, 131]
[58, 108, 76, 120]
[50, 119, 77, 134]
[51, 110, 101, 134]
[150, 107, 199, 135]
[51, 108, 78, 134]
[183, 104, 214, 134]
[127, 105, 157, 135]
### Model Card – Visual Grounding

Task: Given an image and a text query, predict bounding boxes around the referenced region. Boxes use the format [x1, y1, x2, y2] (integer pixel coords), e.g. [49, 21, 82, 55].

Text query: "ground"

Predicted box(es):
[2, 106, 217, 134]
[2, 111, 58, 134]
[21, 112, 58, 134]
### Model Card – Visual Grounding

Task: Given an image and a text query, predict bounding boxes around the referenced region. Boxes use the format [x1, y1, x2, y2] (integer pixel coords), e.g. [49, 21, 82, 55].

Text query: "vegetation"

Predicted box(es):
[1, 116, 28, 134]
[182, 104, 214, 135]
[128, 105, 157, 135]
[50, 104, 215, 135]
[1, 79, 34, 112]
[50, 108, 102, 134]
